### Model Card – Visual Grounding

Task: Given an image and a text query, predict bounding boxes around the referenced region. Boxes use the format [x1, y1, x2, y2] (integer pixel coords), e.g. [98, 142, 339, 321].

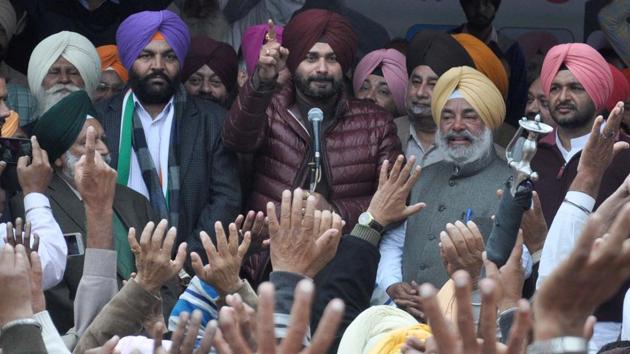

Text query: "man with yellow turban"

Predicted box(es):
[378, 66, 511, 305]
[533, 43, 630, 350]
[27, 31, 101, 115]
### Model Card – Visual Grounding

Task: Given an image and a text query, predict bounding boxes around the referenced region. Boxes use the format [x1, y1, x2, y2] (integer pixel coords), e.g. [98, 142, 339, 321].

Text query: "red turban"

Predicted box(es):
[182, 36, 238, 93]
[606, 64, 630, 111]
[283, 9, 357, 74]
[540, 43, 612, 111]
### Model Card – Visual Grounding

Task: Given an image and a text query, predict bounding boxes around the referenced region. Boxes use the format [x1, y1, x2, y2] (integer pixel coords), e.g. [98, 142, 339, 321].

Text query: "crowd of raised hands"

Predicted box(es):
[3, 109, 630, 354]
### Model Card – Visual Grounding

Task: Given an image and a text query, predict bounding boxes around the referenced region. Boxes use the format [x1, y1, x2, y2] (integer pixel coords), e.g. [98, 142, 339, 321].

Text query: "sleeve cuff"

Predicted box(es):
[350, 224, 381, 247]
[24, 193, 51, 212]
[565, 191, 596, 212]
[33, 311, 56, 336]
[83, 249, 117, 278]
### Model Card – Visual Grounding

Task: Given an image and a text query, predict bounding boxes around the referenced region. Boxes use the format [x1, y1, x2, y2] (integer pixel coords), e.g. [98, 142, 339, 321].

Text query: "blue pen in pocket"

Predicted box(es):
[464, 208, 473, 223]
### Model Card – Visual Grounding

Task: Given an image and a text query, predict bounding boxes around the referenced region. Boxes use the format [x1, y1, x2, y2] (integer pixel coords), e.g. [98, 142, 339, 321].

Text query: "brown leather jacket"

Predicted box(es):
[224, 79, 402, 229]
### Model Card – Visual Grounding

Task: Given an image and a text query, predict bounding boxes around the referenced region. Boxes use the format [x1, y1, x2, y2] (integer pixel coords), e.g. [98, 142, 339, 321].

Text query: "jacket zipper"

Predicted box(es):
[287, 109, 313, 189]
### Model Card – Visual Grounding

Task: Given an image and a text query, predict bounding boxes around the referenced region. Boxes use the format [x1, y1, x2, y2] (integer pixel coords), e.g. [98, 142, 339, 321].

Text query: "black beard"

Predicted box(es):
[294, 73, 342, 100]
[551, 108, 594, 130]
[129, 70, 179, 104]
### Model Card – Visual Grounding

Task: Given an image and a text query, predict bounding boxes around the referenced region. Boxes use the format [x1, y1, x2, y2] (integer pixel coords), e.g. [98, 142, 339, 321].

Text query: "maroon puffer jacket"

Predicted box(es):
[224, 79, 402, 230]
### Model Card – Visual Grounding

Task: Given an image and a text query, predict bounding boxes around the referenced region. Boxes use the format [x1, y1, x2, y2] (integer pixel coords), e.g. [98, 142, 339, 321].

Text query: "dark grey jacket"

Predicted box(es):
[96, 87, 241, 265]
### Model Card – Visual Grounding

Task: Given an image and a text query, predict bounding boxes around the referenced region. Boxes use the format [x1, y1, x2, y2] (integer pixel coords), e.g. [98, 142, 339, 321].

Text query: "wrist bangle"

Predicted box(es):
[528, 336, 587, 354]
[563, 198, 591, 215]
[1, 318, 41, 333]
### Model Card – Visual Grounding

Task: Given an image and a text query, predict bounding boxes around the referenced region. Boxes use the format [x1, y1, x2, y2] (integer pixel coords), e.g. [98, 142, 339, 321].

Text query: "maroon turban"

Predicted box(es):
[283, 9, 357, 74]
[182, 36, 238, 93]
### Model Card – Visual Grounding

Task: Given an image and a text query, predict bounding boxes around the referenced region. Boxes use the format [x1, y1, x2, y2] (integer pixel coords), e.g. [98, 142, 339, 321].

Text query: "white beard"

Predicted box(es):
[436, 126, 493, 165]
[36, 84, 82, 115]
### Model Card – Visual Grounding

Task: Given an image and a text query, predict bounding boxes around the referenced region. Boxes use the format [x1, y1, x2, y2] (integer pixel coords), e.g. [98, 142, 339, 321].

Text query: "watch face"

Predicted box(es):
[358, 212, 371, 225]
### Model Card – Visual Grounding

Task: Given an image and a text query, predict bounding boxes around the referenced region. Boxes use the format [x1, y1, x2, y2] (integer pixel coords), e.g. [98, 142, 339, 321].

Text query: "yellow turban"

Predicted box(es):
[338, 305, 432, 354]
[431, 66, 506, 131]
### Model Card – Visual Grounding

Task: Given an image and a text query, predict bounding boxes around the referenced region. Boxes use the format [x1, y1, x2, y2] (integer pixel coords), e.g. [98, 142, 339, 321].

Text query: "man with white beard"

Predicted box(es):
[11, 90, 157, 333]
[376, 66, 511, 319]
[27, 31, 101, 116]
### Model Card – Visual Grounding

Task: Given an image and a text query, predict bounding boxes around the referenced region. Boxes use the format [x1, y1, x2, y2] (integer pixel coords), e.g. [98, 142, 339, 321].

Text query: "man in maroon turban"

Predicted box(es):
[223, 9, 401, 283]
[183, 36, 238, 108]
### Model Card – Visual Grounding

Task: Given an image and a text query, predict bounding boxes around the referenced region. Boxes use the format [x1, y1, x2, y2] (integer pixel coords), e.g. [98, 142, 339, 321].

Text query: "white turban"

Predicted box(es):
[27, 31, 101, 99]
[0, 0, 16, 40]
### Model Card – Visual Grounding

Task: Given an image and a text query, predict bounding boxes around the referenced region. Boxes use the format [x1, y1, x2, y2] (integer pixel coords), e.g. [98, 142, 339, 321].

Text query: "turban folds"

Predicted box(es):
[97, 45, 128, 83]
[33, 90, 96, 163]
[606, 64, 630, 111]
[352, 49, 408, 113]
[0, 0, 16, 40]
[540, 43, 612, 111]
[432, 66, 506, 130]
[338, 305, 431, 354]
[283, 9, 357, 74]
[406, 30, 474, 77]
[183, 37, 238, 93]
[28, 31, 101, 98]
[116, 10, 191, 71]
[242, 24, 284, 76]
[452, 33, 508, 99]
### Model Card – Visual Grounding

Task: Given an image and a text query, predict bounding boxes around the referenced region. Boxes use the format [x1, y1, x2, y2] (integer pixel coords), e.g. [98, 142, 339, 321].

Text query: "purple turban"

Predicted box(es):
[241, 24, 284, 76]
[116, 10, 191, 71]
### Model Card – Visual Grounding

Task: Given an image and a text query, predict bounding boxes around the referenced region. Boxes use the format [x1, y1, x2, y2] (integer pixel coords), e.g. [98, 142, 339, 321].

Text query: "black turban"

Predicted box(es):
[406, 30, 474, 77]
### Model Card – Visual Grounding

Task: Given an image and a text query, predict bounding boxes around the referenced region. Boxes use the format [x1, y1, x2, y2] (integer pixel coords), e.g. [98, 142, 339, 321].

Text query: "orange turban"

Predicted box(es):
[452, 33, 508, 100]
[1, 111, 19, 137]
[540, 43, 612, 111]
[96, 45, 128, 83]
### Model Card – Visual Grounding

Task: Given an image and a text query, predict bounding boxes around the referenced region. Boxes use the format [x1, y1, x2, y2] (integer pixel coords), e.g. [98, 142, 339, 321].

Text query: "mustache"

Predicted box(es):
[307, 74, 334, 83]
[444, 130, 476, 142]
[554, 101, 576, 111]
[142, 71, 173, 84]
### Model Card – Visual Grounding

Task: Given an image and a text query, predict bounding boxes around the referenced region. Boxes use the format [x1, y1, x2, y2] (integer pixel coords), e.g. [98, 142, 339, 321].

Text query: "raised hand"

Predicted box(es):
[484, 233, 525, 313]
[257, 32, 289, 83]
[534, 203, 630, 340]
[234, 211, 267, 250]
[439, 221, 485, 285]
[5, 218, 39, 256]
[127, 220, 187, 294]
[519, 191, 547, 254]
[74, 125, 117, 210]
[412, 271, 531, 354]
[191, 222, 251, 295]
[367, 155, 424, 228]
[574, 102, 629, 197]
[17, 136, 52, 195]
[386, 282, 424, 321]
[0, 244, 33, 326]
[267, 189, 342, 278]
[153, 310, 217, 354]
[215, 280, 345, 354]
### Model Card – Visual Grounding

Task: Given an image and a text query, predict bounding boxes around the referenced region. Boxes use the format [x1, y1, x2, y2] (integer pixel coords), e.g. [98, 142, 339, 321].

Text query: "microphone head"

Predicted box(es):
[308, 108, 324, 122]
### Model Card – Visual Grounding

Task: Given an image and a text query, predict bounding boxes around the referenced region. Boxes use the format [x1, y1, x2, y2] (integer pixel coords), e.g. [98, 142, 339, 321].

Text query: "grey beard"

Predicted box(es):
[36, 84, 82, 116]
[436, 127, 493, 166]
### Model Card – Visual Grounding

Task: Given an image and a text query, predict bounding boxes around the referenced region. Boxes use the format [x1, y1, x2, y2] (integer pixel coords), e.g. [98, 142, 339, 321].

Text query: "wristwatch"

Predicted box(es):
[527, 337, 588, 354]
[358, 211, 384, 233]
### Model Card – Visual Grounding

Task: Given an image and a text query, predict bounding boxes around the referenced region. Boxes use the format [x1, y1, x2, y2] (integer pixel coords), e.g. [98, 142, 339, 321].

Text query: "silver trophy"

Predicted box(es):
[505, 114, 553, 195]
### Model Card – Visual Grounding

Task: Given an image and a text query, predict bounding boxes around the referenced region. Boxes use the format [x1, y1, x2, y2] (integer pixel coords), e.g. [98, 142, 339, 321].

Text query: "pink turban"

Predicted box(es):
[352, 49, 408, 113]
[606, 64, 630, 111]
[540, 43, 612, 111]
[241, 24, 284, 76]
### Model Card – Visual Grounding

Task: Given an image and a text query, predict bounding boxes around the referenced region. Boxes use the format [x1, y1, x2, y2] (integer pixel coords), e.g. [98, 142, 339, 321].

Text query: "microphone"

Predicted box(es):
[308, 108, 324, 167]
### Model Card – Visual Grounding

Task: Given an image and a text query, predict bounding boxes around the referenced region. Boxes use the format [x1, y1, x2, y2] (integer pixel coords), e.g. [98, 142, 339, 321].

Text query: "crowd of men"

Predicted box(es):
[2, 0, 630, 353]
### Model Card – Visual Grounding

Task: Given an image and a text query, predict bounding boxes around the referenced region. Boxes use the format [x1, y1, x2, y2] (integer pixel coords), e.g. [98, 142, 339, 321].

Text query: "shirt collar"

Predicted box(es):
[555, 130, 591, 162]
[132, 94, 174, 122]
